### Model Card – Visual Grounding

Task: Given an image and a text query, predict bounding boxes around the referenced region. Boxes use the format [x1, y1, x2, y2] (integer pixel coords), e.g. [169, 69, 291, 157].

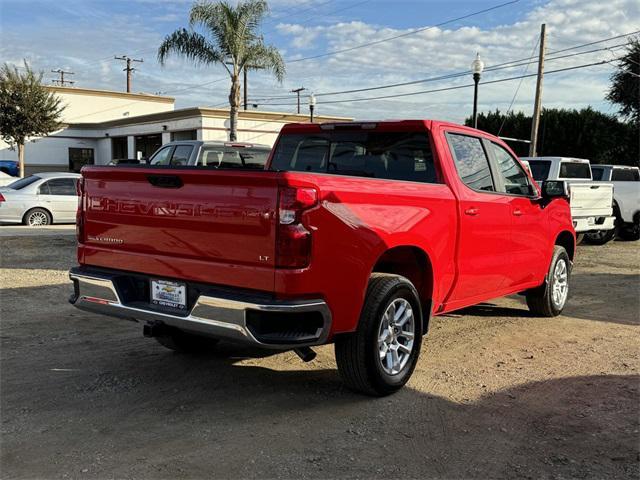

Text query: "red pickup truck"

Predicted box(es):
[69, 120, 575, 396]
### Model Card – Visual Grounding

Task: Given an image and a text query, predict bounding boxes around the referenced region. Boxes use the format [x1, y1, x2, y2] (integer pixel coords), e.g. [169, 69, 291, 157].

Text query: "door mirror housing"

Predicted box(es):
[541, 180, 569, 201]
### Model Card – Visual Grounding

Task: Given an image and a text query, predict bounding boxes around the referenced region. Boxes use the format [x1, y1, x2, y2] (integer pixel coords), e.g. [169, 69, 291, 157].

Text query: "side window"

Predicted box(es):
[448, 134, 495, 192]
[170, 145, 193, 166]
[491, 143, 534, 196]
[42, 178, 77, 195]
[591, 167, 604, 181]
[38, 181, 50, 195]
[149, 146, 174, 166]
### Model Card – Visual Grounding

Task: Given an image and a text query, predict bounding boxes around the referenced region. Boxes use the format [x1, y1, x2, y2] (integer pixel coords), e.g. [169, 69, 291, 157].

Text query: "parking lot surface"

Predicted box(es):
[1, 235, 638, 479]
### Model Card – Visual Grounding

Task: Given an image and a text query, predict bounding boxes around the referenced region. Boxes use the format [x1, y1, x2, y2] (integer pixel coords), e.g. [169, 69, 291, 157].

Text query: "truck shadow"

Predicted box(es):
[447, 272, 639, 326]
[2, 337, 638, 480]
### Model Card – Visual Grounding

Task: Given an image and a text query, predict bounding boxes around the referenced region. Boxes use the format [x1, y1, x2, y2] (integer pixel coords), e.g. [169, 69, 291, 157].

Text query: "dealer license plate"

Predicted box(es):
[151, 279, 187, 309]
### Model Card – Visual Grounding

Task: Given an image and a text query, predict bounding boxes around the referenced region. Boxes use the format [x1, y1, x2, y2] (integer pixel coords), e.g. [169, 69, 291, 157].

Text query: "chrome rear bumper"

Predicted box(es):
[69, 268, 332, 349]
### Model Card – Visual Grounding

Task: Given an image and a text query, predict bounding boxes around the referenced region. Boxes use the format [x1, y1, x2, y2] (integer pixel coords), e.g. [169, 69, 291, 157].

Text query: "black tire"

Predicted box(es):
[575, 233, 585, 245]
[154, 327, 220, 353]
[583, 228, 616, 245]
[23, 208, 52, 226]
[334, 273, 423, 396]
[526, 246, 571, 317]
[618, 222, 640, 241]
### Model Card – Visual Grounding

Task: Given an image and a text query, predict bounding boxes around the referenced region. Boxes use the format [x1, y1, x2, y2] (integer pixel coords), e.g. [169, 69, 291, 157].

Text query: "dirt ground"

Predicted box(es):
[1, 234, 638, 479]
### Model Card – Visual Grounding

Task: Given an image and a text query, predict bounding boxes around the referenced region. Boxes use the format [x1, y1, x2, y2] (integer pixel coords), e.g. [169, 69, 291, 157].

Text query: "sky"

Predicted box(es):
[1, 0, 638, 122]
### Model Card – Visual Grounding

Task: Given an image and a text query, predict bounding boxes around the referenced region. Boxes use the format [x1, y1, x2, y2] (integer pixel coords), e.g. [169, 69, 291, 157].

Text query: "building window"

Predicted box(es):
[135, 134, 162, 160]
[171, 130, 197, 141]
[111, 137, 128, 161]
[68, 148, 94, 172]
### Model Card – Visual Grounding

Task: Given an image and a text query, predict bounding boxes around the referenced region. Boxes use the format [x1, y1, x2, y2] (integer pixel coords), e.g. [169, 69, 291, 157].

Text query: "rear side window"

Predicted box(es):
[271, 131, 439, 183]
[40, 178, 77, 195]
[528, 160, 551, 181]
[170, 145, 193, 166]
[447, 134, 494, 192]
[612, 168, 639, 181]
[591, 167, 604, 181]
[559, 162, 591, 179]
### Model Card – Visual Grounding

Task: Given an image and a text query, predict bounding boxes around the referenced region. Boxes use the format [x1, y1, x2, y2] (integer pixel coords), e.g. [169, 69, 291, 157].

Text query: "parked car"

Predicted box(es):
[0, 172, 80, 226]
[147, 140, 271, 169]
[590, 164, 640, 241]
[522, 156, 616, 243]
[0, 160, 19, 177]
[69, 120, 575, 396]
[0, 171, 15, 187]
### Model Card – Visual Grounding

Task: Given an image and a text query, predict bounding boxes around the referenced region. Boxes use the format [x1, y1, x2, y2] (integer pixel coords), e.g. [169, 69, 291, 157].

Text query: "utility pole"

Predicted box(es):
[114, 56, 143, 93]
[529, 23, 546, 157]
[291, 87, 306, 114]
[51, 69, 74, 86]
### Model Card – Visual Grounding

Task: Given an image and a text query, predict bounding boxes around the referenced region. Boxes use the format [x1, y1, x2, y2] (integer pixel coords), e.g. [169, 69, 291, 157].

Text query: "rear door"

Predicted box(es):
[81, 168, 280, 291]
[444, 132, 513, 306]
[38, 178, 78, 222]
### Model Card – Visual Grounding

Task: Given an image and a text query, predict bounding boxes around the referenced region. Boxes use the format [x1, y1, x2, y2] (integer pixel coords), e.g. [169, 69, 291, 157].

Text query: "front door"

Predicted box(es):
[487, 141, 549, 287]
[444, 132, 513, 308]
[69, 148, 94, 172]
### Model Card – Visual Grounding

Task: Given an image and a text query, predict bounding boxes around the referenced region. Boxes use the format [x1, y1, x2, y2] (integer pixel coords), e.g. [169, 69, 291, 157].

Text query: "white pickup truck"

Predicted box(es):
[591, 164, 640, 241]
[523, 157, 616, 243]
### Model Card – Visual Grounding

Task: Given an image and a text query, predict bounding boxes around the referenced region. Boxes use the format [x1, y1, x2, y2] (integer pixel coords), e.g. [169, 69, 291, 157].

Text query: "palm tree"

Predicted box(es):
[158, 0, 285, 141]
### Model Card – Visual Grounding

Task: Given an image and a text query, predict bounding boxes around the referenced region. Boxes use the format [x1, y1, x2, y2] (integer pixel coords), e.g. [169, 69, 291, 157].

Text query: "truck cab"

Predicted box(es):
[591, 164, 640, 240]
[147, 140, 271, 169]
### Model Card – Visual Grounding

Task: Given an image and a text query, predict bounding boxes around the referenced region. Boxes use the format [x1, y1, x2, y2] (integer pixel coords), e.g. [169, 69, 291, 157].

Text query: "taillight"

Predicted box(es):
[276, 187, 318, 268]
[0, 193, 5, 202]
[76, 177, 85, 242]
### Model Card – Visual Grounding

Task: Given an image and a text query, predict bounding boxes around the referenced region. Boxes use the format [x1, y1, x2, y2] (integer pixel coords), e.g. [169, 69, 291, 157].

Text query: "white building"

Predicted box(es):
[0, 85, 350, 174]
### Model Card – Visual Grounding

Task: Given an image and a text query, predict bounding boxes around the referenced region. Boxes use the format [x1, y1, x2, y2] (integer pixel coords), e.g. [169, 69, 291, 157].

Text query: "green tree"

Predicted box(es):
[158, 0, 285, 141]
[607, 36, 640, 125]
[466, 107, 638, 165]
[0, 62, 65, 177]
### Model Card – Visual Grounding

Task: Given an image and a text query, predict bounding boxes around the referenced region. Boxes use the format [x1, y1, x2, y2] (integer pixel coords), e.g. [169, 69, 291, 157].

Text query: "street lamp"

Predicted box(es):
[471, 52, 485, 129]
[309, 93, 317, 123]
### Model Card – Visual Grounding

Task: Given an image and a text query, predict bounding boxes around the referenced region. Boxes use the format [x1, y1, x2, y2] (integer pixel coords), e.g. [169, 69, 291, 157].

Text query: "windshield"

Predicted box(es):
[559, 161, 591, 179]
[7, 175, 40, 190]
[270, 131, 439, 183]
[527, 160, 551, 181]
[197, 146, 270, 169]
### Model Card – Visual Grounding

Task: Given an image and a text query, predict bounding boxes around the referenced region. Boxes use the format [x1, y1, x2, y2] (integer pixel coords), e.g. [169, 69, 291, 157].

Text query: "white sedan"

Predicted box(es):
[0, 172, 81, 226]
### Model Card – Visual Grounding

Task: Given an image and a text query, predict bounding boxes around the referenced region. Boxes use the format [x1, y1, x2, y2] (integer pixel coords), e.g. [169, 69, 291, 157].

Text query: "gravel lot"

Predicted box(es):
[1, 234, 638, 479]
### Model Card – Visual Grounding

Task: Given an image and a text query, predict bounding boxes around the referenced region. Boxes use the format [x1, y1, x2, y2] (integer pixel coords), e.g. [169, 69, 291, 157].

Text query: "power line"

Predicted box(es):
[286, 0, 521, 63]
[51, 68, 74, 86]
[253, 59, 613, 106]
[114, 55, 143, 93]
[250, 40, 629, 103]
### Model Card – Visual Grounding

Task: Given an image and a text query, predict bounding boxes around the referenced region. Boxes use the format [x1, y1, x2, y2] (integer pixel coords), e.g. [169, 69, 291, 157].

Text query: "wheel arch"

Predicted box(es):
[370, 245, 434, 333]
[555, 230, 575, 261]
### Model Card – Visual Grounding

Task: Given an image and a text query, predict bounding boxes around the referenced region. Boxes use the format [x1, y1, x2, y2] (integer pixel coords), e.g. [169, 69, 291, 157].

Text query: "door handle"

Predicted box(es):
[465, 207, 480, 216]
[513, 209, 523, 216]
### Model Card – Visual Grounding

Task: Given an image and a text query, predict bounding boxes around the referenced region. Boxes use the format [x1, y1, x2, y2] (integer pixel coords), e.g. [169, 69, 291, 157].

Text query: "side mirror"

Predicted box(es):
[541, 180, 569, 201]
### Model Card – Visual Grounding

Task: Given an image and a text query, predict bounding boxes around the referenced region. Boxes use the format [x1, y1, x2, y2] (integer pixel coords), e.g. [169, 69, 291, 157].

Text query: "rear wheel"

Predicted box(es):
[526, 246, 571, 317]
[619, 222, 640, 241]
[154, 327, 220, 353]
[335, 273, 423, 396]
[583, 228, 616, 245]
[23, 208, 51, 226]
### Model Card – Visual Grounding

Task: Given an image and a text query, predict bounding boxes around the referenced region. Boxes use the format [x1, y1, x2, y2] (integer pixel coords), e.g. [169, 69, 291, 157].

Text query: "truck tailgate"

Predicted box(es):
[569, 182, 613, 217]
[80, 167, 279, 292]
